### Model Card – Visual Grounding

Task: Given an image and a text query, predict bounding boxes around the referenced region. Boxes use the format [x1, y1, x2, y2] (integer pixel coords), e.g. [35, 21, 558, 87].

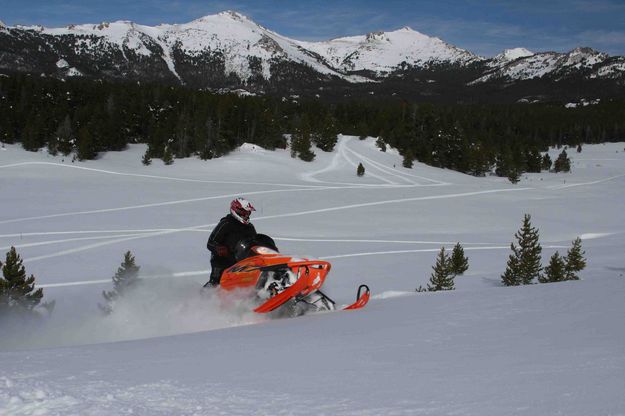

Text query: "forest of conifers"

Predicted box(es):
[1, 73, 623, 177]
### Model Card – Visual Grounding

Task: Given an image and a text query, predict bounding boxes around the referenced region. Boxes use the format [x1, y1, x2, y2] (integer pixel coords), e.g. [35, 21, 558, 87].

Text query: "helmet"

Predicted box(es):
[230, 198, 255, 224]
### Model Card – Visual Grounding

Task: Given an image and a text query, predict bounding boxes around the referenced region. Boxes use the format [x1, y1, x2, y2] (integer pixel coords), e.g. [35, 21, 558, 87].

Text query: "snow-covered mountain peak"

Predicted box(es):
[218, 10, 252, 21]
[188, 10, 253, 26]
[0, 20, 6, 28]
[498, 48, 534, 61]
[302, 26, 479, 74]
[365, 31, 389, 42]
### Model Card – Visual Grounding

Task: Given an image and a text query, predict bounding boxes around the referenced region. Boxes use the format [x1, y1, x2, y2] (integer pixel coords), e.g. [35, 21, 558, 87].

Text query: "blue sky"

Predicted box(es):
[2, 0, 625, 56]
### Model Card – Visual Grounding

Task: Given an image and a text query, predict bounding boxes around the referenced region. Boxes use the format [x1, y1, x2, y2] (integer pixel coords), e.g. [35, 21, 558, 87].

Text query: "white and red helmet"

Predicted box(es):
[230, 198, 255, 224]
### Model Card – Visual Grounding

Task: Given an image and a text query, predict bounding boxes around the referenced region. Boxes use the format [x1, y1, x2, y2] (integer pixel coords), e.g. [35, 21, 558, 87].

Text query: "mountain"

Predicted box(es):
[1, 11, 624, 102]
[474, 47, 623, 84]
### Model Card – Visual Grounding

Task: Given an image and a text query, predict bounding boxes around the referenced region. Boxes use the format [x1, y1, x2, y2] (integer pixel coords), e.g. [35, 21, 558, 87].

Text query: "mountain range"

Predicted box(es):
[1, 11, 624, 103]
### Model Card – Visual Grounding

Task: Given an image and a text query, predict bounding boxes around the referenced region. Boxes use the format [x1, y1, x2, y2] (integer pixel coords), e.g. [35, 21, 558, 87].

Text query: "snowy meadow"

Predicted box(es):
[1, 137, 624, 415]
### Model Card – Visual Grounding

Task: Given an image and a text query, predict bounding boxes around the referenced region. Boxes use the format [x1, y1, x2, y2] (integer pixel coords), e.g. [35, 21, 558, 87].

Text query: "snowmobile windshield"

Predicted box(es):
[233, 234, 279, 261]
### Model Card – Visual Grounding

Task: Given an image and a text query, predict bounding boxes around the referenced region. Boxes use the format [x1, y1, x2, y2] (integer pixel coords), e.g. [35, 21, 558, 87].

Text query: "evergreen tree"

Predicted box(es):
[541, 153, 552, 171]
[539, 252, 566, 283]
[376, 137, 387, 152]
[501, 245, 522, 286]
[76, 125, 97, 161]
[162, 145, 174, 165]
[141, 149, 152, 166]
[402, 149, 414, 168]
[0, 247, 45, 314]
[52, 115, 74, 156]
[564, 237, 586, 281]
[501, 214, 542, 285]
[315, 114, 338, 152]
[450, 242, 469, 275]
[357, 162, 365, 177]
[554, 149, 571, 172]
[100, 251, 141, 314]
[291, 116, 315, 162]
[427, 247, 455, 291]
[507, 168, 521, 184]
[525, 148, 543, 173]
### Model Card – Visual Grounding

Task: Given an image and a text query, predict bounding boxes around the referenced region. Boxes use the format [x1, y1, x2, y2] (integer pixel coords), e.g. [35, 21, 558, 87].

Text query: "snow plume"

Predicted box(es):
[0, 271, 264, 350]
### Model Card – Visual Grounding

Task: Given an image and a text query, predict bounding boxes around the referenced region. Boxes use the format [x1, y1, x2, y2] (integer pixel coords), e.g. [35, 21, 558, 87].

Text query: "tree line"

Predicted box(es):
[1, 73, 623, 176]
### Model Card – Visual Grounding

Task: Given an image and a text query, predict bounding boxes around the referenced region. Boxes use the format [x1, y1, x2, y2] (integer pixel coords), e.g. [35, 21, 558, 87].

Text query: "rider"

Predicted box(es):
[204, 198, 257, 287]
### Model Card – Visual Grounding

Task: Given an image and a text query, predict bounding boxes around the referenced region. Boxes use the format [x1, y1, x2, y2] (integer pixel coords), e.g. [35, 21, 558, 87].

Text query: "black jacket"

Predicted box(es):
[207, 214, 257, 264]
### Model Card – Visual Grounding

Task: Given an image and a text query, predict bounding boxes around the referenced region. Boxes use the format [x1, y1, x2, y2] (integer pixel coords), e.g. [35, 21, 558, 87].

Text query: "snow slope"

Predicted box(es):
[1, 138, 624, 415]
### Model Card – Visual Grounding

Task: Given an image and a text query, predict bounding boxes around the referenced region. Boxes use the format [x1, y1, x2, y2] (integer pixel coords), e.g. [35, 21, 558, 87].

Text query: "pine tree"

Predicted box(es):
[291, 116, 315, 162]
[141, 149, 152, 166]
[554, 149, 571, 172]
[402, 149, 414, 168]
[0, 247, 44, 313]
[541, 153, 552, 171]
[450, 242, 469, 275]
[162, 145, 174, 165]
[427, 247, 455, 291]
[76, 125, 97, 161]
[376, 137, 387, 152]
[564, 237, 586, 280]
[501, 246, 522, 286]
[315, 114, 338, 152]
[539, 252, 566, 283]
[100, 251, 141, 314]
[507, 168, 521, 184]
[357, 162, 365, 177]
[501, 214, 542, 285]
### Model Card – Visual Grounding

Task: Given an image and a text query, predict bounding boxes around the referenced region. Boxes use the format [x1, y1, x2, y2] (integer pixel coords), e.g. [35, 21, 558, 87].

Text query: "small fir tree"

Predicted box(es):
[141, 149, 152, 166]
[357, 162, 365, 177]
[501, 214, 542, 286]
[541, 153, 552, 171]
[554, 150, 571, 172]
[539, 252, 566, 283]
[402, 149, 414, 168]
[450, 242, 469, 275]
[100, 251, 141, 314]
[507, 168, 521, 184]
[0, 247, 44, 314]
[427, 247, 455, 291]
[162, 145, 174, 165]
[376, 137, 387, 152]
[501, 246, 522, 286]
[564, 237, 586, 280]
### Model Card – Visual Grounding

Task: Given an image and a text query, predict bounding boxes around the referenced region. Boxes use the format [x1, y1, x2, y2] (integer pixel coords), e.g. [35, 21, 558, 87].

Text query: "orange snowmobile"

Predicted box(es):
[219, 234, 370, 316]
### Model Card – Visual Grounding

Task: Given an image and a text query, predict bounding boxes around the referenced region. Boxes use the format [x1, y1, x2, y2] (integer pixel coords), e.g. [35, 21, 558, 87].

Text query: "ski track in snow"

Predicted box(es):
[0, 183, 387, 225]
[547, 173, 625, 189]
[16, 186, 533, 264]
[342, 140, 449, 186]
[0, 161, 327, 188]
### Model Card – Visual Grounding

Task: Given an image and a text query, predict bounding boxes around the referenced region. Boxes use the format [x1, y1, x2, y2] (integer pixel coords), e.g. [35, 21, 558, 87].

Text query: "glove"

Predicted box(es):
[216, 245, 229, 257]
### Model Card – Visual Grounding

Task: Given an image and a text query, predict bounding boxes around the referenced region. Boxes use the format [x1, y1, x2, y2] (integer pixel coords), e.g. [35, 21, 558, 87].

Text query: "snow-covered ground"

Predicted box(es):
[1, 137, 624, 415]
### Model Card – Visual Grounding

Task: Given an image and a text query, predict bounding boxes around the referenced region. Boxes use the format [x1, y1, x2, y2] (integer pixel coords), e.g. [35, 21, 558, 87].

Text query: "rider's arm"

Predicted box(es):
[207, 220, 228, 254]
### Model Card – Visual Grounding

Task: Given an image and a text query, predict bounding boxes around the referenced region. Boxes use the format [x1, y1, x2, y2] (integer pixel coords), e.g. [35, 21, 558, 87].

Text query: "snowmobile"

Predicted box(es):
[218, 234, 370, 316]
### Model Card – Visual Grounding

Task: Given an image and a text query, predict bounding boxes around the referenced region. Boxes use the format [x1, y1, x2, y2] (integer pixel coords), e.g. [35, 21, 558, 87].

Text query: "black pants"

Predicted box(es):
[204, 257, 232, 287]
